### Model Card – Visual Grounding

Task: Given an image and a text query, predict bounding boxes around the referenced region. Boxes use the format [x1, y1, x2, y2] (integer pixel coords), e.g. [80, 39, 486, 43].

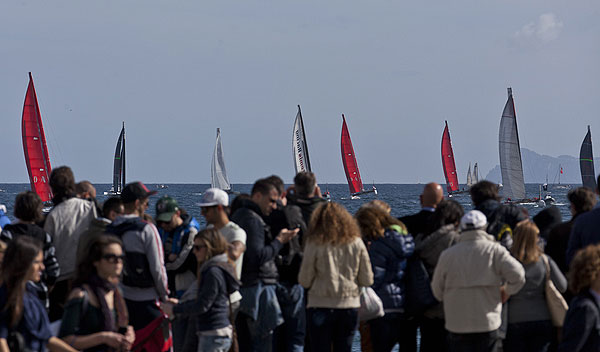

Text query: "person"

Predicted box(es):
[0, 236, 76, 352]
[44, 166, 97, 321]
[431, 210, 525, 352]
[59, 235, 135, 351]
[1, 191, 60, 309]
[298, 202, 374, 352]
[398, 182, 444, 236]
[105, 182, 169, 337]
[566, 175, 600, 267]
[155, 196, 200, 298]
[469, 180, 527, 248]
[230, 178, 299, 352]
[546, 187, 597, 273]
[362, 199, 392, 214]
[559, 244, 600, 351]
[0, 205, 9, 230]
[162, 228, 241, 352]
[355, 206, 414, 352]
[75, 181, 97, 200]
[286, 171, 328, 226]
[532, 206, 562, 243]
[504, 220, 567, 352]
[414, 199, 464, 352]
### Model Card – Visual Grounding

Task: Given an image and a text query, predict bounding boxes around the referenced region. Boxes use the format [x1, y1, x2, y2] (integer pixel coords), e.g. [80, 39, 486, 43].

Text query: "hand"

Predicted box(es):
[314, 185, 323, 198]
[168, 253, 178, 262]
[500, 285, 509, 304]
[160, 301, 175, 318]
[122, 326, 135, 350]
[168, 297, 179, 304]
[276, 228, 299, 244]
[102, 331, 127, 349]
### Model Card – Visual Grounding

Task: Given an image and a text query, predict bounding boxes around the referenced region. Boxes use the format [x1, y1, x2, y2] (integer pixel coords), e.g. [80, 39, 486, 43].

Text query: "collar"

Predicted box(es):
[458, 229, 495, 243]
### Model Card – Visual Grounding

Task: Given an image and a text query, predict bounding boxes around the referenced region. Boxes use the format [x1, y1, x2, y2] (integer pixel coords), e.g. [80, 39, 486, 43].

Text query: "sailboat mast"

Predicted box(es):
[298, 105, 312, 172]
[121, 121, 126, 192]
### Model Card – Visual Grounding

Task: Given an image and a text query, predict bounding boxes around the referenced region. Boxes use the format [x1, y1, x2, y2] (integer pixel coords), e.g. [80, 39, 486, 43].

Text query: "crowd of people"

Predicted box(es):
[0, 166, 599, 352]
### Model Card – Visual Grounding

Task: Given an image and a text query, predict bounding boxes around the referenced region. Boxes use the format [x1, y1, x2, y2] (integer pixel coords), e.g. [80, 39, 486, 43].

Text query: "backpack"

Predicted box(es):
[485, 204, 525, 249]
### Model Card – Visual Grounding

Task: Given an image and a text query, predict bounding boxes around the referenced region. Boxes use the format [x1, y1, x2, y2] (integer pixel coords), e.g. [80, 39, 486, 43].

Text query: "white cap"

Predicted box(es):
[198, 188, 229, 207]
[460, 210, 487, 230]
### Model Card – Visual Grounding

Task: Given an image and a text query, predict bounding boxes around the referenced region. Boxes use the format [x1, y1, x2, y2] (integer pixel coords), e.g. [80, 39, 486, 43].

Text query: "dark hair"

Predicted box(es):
[294, 172, 316, 197]
[74, 235, 123, 287]
[50, 166, 76, 204]
[1, 236, 42, 327]
[264, 175, 285, 195]
[102, 197, 124, 218]
[251, 178, 276, 196]
[230, 193, 250, 215]
[568, 187, 598, 215]
[430, 199, 464, 232]
[470, 180, 500, 206]
[14, 191, 43, 223]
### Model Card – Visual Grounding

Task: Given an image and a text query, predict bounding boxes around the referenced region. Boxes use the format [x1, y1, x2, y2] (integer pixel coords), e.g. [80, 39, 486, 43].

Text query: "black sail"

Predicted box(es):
[580, 125, 597, 190]
[112, 123, 126, 193]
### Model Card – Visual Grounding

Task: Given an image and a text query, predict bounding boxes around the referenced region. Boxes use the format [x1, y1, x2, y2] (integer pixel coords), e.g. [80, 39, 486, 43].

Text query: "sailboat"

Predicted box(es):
[104, 122, 126, 195]
[441, 121, 462, 196]
[499, 88, 534, 203]
[211, 128, 236, 194]
[473, 163, 480, 183]
[340, 114, 377, 198]
[22, 72, 53, 203]
[580, 125, 597, 190]
[292, 105, 312, 174]
[466, 163, 473, 188]
[554, 164, 570, 189]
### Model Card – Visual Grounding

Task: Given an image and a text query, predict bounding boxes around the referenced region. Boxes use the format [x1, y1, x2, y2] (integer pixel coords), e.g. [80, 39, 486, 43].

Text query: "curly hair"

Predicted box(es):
[355, 206, 405, 241]
[569, 244, 600, 295]
[360, 200, 391, 214]
[307, 202, 361, 245]
[510, 220, 542, 265]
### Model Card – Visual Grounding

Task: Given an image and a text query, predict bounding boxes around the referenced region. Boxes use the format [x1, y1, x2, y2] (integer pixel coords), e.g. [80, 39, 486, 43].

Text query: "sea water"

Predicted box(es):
[0, 183, 575, 351]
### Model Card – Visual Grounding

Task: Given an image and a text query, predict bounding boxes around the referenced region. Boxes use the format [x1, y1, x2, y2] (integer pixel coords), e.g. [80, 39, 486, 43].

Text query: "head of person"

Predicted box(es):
[199, 188, 229, 225]
[192, 228, 228, 270]
[102, 197, 124, 221]
[430, 199, 464, 233]
[569, 244, 600, 295]
[75, 235, 124, 286]
[356, 206, 405, 241]
[156, 196, 187, 232]
[361, 200, 391, 214]
[294, 172, 317, 198]
[14, 191, 43, 223]
[459, 210, 488, 232]
[568, 187, 597, 217]
[420, 182, 444, 208]
[308, 202, 361, 245]
[49, 166, 76, 204]
[230, 193, 250, 216]
[469, 180, 500, 207]
[75, 180, 97, 200]
[511, 220, 541, 265]
[1, 236, 43, 327]
[120, 182, 157, 216]
[250, 178, 279, 216]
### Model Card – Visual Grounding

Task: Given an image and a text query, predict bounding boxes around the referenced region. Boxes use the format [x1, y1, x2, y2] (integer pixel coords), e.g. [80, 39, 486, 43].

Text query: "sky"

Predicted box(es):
[1, 0, 599, 185]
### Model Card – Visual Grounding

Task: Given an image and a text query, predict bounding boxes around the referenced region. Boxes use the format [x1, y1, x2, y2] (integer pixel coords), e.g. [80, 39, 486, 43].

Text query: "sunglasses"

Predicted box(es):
[193, 244, 207, 251]
[102, 254, 126, 263]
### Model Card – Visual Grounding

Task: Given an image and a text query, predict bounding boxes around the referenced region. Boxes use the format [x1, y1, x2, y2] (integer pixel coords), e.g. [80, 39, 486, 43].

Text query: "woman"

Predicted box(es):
[355, 206, 414, 352]
[162, 228, 240, 352]
[504, 220, 567, 352]
[559, 244, 600, 352]
[0, 236, 75, 352]
[58, 235, 134, 352]
[298, 202, 374, 352]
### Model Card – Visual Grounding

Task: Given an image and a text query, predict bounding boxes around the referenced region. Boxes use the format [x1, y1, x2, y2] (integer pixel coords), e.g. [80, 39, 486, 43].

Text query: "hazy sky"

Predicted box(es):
[1, 0, 599, 185]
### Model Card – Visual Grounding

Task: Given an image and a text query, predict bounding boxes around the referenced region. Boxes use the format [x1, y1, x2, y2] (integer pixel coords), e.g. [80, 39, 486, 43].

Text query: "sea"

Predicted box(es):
[0, 182, 576, 351]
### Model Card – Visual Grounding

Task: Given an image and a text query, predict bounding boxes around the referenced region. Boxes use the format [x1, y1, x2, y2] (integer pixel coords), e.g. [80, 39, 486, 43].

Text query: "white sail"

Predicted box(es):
[473, 162, 479, 183]
[292, 105, 311, 174]
[499, 88, 526, 200]
[211, 128, 231, 191]
[466, 163, 473, 187]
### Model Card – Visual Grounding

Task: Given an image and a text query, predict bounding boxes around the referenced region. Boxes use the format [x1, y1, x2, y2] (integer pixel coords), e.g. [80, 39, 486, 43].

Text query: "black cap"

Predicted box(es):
[121, 182, 157, 203]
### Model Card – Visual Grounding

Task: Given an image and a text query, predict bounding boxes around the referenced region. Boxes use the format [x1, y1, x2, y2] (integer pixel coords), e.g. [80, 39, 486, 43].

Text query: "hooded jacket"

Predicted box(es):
[533, 206, 562, 241]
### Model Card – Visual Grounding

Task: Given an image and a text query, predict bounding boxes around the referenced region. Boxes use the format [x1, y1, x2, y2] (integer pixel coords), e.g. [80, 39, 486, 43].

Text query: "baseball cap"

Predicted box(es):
[460, 210, 488, 230]
[198, 188, 229, 207]
[156, 196, 179, 222]
[121, 182, 157, 203]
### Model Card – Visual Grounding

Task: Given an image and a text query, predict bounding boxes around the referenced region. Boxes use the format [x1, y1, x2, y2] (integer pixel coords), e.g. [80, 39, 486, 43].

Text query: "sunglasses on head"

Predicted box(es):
[102, 253, 126, 263]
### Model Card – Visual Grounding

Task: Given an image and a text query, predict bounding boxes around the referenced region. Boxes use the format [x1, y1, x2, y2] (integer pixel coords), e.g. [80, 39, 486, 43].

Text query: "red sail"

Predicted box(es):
[341, 114, 364, 194]
[441, 121, 459, 193]
[22, 73, 53, 203]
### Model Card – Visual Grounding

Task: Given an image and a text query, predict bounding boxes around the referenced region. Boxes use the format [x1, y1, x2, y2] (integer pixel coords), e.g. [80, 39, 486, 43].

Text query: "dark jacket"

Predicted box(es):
[398, 209, 435, 237]
[475, 199, 527, 248]
[558, 290, 600, 352]
[231, 199, 283, 286]
[415, 224, 460, 278]
[546, 217, 576, 274]
[532, 206, 562, 241]
[566, 207, 600, 267]
[286, 193, 327, 226]
[172, 254, 240, 332]
[368, 225, 415, 310]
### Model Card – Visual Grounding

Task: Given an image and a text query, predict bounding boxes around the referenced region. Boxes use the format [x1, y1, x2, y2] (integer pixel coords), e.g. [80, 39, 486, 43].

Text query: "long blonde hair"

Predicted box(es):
[307, 202, 361, 245]
[510, 220, 542, 264]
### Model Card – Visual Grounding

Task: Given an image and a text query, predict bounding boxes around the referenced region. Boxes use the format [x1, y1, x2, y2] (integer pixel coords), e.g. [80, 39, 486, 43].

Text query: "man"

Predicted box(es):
[106, 182, 169, 333]
[399, 182, 444, 236]
[286, 171, 327, 226]
[431, 210, 525, 352]
[155, 195, 200, 298]
[75, 180, 96, 200]
[231, 178, 299, 352]
[566, 174, 600, 267]
[43, 166, 97, 321]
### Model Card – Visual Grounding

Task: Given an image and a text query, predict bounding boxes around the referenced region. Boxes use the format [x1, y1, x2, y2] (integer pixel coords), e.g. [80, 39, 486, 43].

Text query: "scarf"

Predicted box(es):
[85, 274, 129, 333]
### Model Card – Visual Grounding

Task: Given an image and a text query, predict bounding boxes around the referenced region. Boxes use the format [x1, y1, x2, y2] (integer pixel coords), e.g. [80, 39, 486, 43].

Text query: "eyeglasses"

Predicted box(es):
[193, 244, 206, 251]
[269, 198, 278, 204]
[101, 253, 126, 263]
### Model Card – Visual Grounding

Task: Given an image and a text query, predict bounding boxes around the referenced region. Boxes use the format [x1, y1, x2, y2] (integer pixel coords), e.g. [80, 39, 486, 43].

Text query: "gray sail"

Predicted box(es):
[466, 163, 472, 187]
[211, 128, 231, 191]
[499, 88, 526, 200]
[292, 105, 312, 174]
[473, 162, 479, 183]
[580, 126, 597, 190]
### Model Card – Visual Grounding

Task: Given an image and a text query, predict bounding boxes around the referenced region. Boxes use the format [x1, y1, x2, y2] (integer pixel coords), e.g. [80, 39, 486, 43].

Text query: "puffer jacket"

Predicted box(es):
[368, 224, 414, 311]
